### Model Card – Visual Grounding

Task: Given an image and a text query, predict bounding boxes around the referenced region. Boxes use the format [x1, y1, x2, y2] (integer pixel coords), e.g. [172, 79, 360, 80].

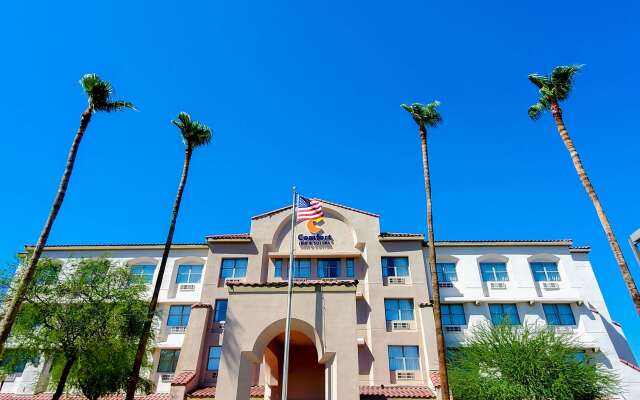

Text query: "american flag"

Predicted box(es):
[296, 196, 323, 221]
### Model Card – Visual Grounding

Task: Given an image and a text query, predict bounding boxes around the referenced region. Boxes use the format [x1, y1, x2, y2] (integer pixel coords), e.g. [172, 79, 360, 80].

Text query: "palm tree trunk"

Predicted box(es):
[126, 145, 193, 400]
[0, 107, 93, 354]
[52, 354, 76, 400]
[550, 101, 640, 314]
[419, 124, 450, 400]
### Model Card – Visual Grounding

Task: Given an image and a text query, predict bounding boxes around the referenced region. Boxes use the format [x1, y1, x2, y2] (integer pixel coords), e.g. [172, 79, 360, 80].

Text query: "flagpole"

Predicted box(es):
[281, 185, 297, 400]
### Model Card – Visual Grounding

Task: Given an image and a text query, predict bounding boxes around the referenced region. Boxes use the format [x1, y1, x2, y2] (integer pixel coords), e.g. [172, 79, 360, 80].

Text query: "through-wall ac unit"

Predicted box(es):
[390, 320, 412, 331]
[388, 277, 408, 285]
[439, 282, 454, 288]
[170, 326, 187, 334]
[554, 326, 574, 334]
[395, 371, 416, 381]
[178, 283, 196, 292]
[445, 326, 462, 332]
[542, 282, 560, 290]
[161, 373, 175, 383]
[489, 282, 507, 290]
[321, 277, 337, 281]
[224, 278, 241, 284]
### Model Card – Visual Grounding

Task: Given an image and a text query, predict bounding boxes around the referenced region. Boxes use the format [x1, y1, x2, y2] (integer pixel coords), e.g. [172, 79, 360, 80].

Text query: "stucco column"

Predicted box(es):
[216, 350, 258, 400]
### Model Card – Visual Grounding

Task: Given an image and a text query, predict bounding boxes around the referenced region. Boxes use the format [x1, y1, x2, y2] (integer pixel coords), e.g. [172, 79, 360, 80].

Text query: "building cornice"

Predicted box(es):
[26, 243, 208, 251]
[430, 239, 574, 247]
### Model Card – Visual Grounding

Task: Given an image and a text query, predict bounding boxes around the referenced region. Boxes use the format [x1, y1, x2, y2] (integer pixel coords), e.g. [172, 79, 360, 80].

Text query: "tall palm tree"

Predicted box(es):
[401, 101, 450, 400]
[528, 65, 640, 314]
[126, 112, 212, 400]
[0, 74, 134, 354]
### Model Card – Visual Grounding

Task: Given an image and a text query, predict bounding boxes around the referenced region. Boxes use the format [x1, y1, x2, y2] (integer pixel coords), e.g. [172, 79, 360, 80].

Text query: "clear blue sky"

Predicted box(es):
[1, 1, 638, 357]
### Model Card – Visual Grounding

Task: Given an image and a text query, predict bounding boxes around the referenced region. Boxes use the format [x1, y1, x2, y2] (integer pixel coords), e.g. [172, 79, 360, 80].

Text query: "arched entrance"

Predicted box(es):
[261, 331, 325, 400]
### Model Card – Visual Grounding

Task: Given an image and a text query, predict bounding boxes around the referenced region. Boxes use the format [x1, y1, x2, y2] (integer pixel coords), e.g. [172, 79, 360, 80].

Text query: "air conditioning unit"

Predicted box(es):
[395, 371, 416, 381]
[160, 373, 175, 383]
[489, 282, 507, 290]
[439, 282, 454, 288]
[4, 373, 20, 382]
[170, 326, 187, 334]
[321, 277, 337, 281]
[445, 326, 462, 332]
[390, 321, 412, 331]
[542, 282, 560, 290]
[388, 277, 408, 285]
[224, 278, 241, 284]
[293, 277, 307, 282]
[554, 326, 574, 334]
[178, 283, 196, 292]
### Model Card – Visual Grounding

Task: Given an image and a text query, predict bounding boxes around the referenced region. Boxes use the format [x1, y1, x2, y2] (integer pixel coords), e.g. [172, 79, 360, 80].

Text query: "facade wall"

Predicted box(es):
[3, 202, 639, 399]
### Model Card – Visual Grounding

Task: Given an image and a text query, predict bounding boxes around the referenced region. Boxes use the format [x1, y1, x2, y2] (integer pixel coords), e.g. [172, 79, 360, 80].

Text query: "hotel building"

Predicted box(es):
[2, 200, 639, 399]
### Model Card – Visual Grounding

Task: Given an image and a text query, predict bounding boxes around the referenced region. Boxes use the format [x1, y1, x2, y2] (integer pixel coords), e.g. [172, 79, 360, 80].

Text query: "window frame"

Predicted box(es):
[157, 349, 181, 373]
[318, 259, 341, 278]
[207, 346, 222, 371]
[480, 262, 509, 282]
[131, 264, 156, 284]
[489, 303, 521, 325]
[167, 305, 191, 327]
[384, 299, 414, 321]
[543, 303, 576, 326]
[213, 299, 228, 323]
[531, 262, 561, 282]
[436, 262, 458, 283]
[345, 258, 355, 278]
[381, 257, 410, 278]
[441, 304, 466, 325]
[220, 258, 248, 280]
[176, 264, 204, 284]
[388, 345, 420, 371]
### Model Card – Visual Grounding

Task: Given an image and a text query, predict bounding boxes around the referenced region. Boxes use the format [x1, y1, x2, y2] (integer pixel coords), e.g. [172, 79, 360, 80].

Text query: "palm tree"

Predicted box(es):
[126, 112, 212, 400]
[401, 101, 450, 400]
[0, 74, 134, 354]
[528, 65, 640, 314]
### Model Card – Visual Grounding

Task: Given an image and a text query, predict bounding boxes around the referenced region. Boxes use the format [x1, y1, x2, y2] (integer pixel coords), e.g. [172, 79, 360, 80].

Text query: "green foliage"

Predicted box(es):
[527, 64, 584, 120]
[447, 323, 618, 400]
[400, 101, 442, 128]
[3, 257, 152, 397]
[172, 112, 213, 149]
[80, 73, 136, 112]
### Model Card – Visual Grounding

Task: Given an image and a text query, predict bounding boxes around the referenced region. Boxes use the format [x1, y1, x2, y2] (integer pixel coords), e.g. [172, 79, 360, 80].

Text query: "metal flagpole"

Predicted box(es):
[281, 186, 297, 400]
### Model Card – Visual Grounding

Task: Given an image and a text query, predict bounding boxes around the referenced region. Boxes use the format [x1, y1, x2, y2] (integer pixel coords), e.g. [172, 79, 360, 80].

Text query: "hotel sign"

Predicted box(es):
[298, 219, 333, 248]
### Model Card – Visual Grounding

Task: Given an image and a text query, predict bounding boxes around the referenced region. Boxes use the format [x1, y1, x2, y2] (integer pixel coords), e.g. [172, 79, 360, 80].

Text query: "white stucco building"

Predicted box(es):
[2, 200, 639, 399]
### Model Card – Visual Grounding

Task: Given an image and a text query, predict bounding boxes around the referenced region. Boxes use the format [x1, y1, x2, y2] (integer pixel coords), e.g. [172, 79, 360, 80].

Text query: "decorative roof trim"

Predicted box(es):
[27, 243, 207, 251]
[227, 279, 358, 288]
[191, 303, 212, 309]
[430, 239, 573, 247]
[620, 359, 640, 372]
[379, 232, 424, 241]
[206, 233, 252, 243]
[188, 385, 434, 399]
[171, 370, 197, 385]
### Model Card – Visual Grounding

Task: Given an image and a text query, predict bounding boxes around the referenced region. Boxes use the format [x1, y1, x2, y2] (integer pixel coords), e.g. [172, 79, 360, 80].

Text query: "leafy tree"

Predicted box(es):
[126, 112, 212, 399]
[448, 323, 618, 400]
[401, 101, 450, 400]
[0, 74, 135, 354]
[528, 65, 640, 314]
[4, 257, 151, 400]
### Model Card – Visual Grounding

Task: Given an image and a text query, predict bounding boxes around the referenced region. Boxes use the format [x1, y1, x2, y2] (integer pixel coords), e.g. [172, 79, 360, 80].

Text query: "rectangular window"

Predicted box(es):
[131, 264, 155, 284]
[531, 262, 560, 282]
[345, 258, 355, 278]
[441, 304, 466, 325]
[543, 304, 576, 326]
[274, 259, 283, 278]
[388, 345, 419, 371]
[220, 258, 248, 279]
[436, 263, 457, 282]
[293, 259, 311, 278]
[167, 305, 191, 326]
[207, 346, 221, 370]
[384, 299, 414, 321]
[382, 257, 410, 277]
[157, 349, 180, 373]
[480, 263, 508, 282]
[176, 264, 203, 284]
[318, 259, 340, 278]
[213, 299, 228, 322]
[489, 304, 520, 325]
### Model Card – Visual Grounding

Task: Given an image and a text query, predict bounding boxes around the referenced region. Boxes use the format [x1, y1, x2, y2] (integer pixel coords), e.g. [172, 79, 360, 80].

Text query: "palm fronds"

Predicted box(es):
[401, 101, 442, 128]
[527, 64, 583, 119]
[172, 112, 213, 148]
[79, 73, 136, 112]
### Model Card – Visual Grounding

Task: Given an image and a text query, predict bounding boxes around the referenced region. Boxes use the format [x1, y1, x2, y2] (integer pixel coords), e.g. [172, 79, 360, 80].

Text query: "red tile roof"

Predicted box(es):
[226, 279, 358, 288]
[620, 359, 640, 372]
[379, 232, 424, 238]
[172, 371, 197, 385]
[429, 371, 441, 387]
[206, 233, 251, 240]
[0, 394, 170, 400]
[360, 385, 436, 398]
[188, 385, 434, 399]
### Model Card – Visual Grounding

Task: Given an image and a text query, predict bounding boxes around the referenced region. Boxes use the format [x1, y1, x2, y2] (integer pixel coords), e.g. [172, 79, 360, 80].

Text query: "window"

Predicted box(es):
[274, 259, 283, 278]
[480, 262, 508, 282]
[207, 346, 221, 370]
[220, 258, 248, 279]
[543, 304, 576, 326]
[384, 299, 414, 321]
[489, 304, 520, 325]
[167, 305, 191, 326]
[213, 300, 228, 322]
[157, 349, 180, 373]
[531, 262, 560, 281]
[382, 257, 409, 277]
[0, 350, 30, 374]
[318, 259, 340, 278]
[176, 264, 203, 284]
[436, 263, 457, 282]
[388, 346, 419, 371]
[346, 258, 355, 278]
[293, 259, 311, 278]
[131, 264, 155, 284]
[441, 304, 466, 325]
